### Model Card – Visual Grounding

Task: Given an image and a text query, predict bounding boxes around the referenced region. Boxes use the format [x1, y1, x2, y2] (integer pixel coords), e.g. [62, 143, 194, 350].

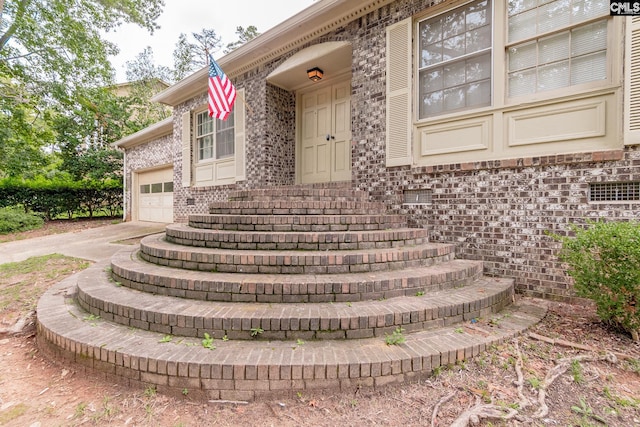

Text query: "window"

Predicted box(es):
[418, 0, 493, 118]
[507, 0, 609, 97]
[195, 109, 235, 161]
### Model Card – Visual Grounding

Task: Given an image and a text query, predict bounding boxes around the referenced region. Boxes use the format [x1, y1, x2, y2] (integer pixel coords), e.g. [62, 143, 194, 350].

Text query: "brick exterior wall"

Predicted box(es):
[123, 0, 640, 301]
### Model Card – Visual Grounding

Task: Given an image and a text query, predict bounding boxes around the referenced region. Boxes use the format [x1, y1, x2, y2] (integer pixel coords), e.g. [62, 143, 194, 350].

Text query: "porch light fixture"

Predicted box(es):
[307, 67, 323, 82]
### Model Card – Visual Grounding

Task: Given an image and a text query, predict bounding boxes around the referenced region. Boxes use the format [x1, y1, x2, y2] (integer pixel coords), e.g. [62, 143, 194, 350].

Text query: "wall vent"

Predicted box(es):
[589, 182, 640, 202]
[403, 189, 432, 205]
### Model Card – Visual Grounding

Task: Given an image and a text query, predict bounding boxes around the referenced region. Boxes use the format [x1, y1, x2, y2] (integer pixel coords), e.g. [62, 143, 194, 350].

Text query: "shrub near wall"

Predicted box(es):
[557, 221, 640, 341]
[0, 177, 122, 220]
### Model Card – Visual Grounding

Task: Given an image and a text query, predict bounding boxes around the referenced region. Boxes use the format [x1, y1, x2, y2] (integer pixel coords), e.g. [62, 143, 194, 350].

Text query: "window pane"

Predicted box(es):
[422, 42, 443, 67]
[443, 10, 465, 39]
[539, 32, 570, 65]
[508, 0, 537, 16]
[571, 51, 606, 85]
[509, 69, 537, 96]
[443, 34, 465, 61]
[151, 183, 163, 193]
[421, 91, 444, 117]
[537, 60, 570, 91]
[467, 0, 490, 30]
[421, 68, 444, 92]
[216, 129, 235, 158]
[466, 53, 491, 82]
[420, 17, 443, 45]
[444, 86, 466, 111]
[508, 42, 537, 72]
[444, 61, 466, 87]
[140, 184, 150, 194]
[538, 0, 571, 34]
[508, 8, 536, 42]
[572, 0, 608, 23]
[467, 24, 492, 53]
[467, 80, 491, 107]
[571, 20, 606, 56]
[164, 182, 174, 193]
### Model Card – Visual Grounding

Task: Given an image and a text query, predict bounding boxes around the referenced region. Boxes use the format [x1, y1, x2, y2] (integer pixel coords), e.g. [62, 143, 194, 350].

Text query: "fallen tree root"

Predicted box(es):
[449, 396, 518, 427]
[430, 391, 455, 427]
[533, 353, 618, 419]
[513, 339, 531, 411]
[529, 332, 635, 361]
[0, 311, 35, 337]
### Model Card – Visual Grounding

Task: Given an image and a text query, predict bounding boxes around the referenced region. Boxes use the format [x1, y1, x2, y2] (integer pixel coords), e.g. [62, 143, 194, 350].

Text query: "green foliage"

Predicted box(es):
[384, 327, 406, 346]
[556, 221, 640, 340]
[0, 176, 122, 219]
[0, 206, 43, 234]
[250, 327, 264, 337]
[202, 333, 215, 350]
[1, 0, 164, 180]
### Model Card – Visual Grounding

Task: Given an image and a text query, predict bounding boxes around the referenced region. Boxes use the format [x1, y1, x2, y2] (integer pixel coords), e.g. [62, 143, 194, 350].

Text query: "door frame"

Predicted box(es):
[295, 72, 352, 184]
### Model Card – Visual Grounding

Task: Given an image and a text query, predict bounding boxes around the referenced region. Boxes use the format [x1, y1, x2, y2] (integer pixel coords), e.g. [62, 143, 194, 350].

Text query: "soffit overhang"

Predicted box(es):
[113, 117, 173, 149]
[152, 0, 395, 106]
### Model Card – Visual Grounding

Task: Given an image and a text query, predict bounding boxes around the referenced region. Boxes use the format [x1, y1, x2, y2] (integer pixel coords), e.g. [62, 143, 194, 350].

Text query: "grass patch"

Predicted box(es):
[0, 403, 29, 424]
[0, 254, 91, 323]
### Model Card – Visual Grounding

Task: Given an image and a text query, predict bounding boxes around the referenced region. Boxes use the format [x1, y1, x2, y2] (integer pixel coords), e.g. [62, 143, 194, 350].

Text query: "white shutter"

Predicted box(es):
[181, 111, 192, 187]
[234, 88, 246, 181]
[625, 16, 640, 145]
[386, 17, 413, 167]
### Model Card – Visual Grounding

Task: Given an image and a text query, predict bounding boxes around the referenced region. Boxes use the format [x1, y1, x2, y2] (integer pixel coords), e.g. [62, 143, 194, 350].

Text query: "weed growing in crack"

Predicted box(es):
[202, 333, 215, 350]
[250, 327, 264, 337]
[384, 327, 406, 345]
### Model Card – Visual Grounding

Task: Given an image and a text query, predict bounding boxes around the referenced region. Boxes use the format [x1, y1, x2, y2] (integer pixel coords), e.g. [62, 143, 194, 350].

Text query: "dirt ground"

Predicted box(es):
[1, 220, 639, 426]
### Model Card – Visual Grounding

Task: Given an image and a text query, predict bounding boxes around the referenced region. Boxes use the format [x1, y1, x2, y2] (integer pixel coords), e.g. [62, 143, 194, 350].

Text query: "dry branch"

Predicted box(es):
[529, 332, 635, 360]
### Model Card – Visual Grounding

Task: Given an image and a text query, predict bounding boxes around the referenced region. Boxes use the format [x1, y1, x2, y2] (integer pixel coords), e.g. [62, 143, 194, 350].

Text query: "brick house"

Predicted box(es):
[115, 0, 640, 301]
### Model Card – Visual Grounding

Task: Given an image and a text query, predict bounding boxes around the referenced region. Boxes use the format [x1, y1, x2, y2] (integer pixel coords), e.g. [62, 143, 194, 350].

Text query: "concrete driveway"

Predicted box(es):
[0, 221, 167, 265]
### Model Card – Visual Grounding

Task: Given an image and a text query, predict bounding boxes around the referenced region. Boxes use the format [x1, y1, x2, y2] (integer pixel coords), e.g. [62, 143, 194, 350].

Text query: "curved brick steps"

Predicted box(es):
[38, 269, 547, 401]
[78, 264, 511, 340]
[111, 247, 483, 303]
[139, 234, 455, 274]
[228, 187, 369, 202]
[209, 200, 385, 216]
[164, 223, 430, 250]
[189, 214, 409, 231]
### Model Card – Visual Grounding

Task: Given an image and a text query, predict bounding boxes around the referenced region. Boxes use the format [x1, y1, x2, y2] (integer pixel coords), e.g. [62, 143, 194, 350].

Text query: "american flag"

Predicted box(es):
[208, 54, 236, 120]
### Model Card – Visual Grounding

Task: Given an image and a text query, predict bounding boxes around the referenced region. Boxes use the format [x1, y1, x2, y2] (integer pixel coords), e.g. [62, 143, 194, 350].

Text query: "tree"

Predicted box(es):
[0, 0, 164, 179]
[224, 26, 260, 54]
[172, 29, 222, 81]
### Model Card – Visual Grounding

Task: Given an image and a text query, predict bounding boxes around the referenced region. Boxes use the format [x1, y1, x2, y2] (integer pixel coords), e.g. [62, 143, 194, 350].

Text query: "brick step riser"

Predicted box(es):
[110, 254, 484, 303]
[228, 188, 368, 202]
[208, 201, 386, 216]
[76, 271, 513, 341]
[164, 228, 430, 251]
[189, 214, 408, 231]
[138, 250, 456, 274]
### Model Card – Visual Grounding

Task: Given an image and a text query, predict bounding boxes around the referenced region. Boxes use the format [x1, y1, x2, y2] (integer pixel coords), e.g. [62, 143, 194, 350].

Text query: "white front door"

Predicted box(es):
[300, 80, 351, 184]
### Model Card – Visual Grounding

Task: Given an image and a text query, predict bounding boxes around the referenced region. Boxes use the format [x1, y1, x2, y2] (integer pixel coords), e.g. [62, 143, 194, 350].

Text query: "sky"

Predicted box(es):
[106, 0, 317, 83]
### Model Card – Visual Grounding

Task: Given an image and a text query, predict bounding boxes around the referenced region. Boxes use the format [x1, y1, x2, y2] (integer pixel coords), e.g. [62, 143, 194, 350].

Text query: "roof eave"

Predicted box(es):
[113, 117, 173, 149]
[152, 0, 392, 106]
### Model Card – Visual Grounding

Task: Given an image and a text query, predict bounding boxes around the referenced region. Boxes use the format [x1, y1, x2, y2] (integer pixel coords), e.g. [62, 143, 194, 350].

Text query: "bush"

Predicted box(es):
[557, 221, 640, 341]
[0, 207, 44, 234]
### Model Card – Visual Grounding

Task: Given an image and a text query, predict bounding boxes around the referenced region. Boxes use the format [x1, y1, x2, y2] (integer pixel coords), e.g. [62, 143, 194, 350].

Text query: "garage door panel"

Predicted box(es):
[136, 167, 173, 223]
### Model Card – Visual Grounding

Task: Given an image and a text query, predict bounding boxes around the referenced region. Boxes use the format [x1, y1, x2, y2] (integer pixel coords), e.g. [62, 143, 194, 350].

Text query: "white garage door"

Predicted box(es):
[137, 167, 173, 223]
